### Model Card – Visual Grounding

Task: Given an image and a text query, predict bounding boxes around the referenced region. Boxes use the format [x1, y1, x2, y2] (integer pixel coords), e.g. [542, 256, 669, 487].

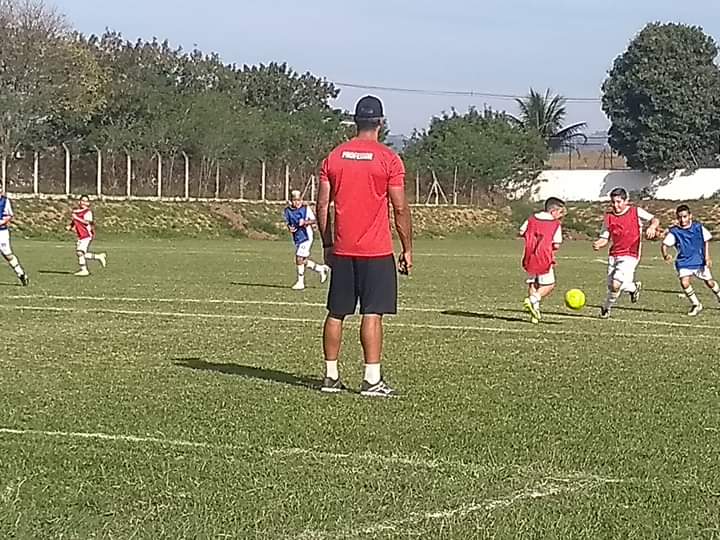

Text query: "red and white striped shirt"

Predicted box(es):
[71, 208, 94, 240]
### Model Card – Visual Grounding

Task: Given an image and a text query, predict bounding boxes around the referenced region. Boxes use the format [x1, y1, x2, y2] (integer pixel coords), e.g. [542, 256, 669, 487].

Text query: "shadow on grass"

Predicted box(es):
[230, 281, 290, 290]
[643, 288, 682, 295]
[38, 270, 74, 275]
[441, 309, 562, 325]
[173, 357, 322, 390]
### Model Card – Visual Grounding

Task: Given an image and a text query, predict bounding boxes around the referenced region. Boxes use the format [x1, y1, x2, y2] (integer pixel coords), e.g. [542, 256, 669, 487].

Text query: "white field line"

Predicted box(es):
[297, 474, 620, 540]
[0, 427, 455, 471]
[4, 293, 720, 333]
[5, 303, 720, 340]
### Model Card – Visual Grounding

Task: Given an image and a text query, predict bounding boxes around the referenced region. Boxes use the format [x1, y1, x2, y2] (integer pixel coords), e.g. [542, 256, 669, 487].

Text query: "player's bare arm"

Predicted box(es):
[660, 243, 672, 263]
[316, 180, 333, 265]
[645, 217, 660, 239]
[705, 241, 712, 268]
[592, 237, 609, 251]
[388, 185, 413, 273]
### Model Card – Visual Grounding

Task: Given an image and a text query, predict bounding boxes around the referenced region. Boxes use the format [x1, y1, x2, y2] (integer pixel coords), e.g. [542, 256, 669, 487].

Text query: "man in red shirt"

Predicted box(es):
[593, 187, 659, 318]
[316, 95, 413, 397]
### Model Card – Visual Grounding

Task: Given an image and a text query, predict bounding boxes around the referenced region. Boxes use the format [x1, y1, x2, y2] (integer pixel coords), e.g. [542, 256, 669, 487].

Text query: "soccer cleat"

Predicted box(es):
[688, 304, 704, 317]
[360, 379, 397, 398]
[74, 268, 90, 277]
[291, 281, 305, 290]
[523, 298, 542, 323]
[319, 266, 329, 284]
[630, 281, 642, 304]
[97, 253, 107, 268]
[19, 274, 29, 286]
[320, 377, 346, 394]
[599, 307, 610, 319]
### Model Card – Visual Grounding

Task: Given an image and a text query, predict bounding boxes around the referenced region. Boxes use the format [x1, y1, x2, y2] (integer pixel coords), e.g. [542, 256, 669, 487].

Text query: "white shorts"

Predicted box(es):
[76, 238, 92, 253]
[0, 229, 11, 256]
[608, 256, 639, 286]
[295, 240, 312, 258]
[526, 269, 555, 286]
[678, 267, 714, 281]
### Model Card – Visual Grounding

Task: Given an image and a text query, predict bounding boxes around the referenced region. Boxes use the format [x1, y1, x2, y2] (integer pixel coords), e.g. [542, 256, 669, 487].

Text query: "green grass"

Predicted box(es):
[0, 237, 719, 539]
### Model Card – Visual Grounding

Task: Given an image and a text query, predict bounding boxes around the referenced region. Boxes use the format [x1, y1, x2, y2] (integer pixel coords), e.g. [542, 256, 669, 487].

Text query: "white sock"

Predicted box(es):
[78, 254, 87, 269]
[85, 253, 96, 260]
[8, 255, 24, 276]
[325, 360, 339, 380]
[621, 281, 637, 294]
[296, 264, 305, 282]
[530, 293, 541, 307]
[364, 363, 381, 385]
[684, 286, 701, 306]
[711, 282, 720, 301]
[604, 290, 620, 311]
[307, 260, 324, 273]
[306, 260, 316, 270]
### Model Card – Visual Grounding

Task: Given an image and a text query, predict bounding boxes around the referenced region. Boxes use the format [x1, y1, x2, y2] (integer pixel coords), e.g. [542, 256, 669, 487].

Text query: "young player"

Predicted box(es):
[0, 191, 29, 286]
[283, 190, 328, 290]
[661, 204, 720, 316]
[592, 187, 659, 318]
[68, 195, 106, 277]
[520, 197, 566, 324]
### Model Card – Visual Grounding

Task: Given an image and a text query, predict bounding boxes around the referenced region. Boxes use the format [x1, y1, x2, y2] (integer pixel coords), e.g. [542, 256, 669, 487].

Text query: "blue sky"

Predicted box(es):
[55, 0, 720, 135]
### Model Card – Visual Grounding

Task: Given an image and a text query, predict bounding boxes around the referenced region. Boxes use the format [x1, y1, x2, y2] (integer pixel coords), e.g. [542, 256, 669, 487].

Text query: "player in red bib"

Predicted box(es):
[592, 187, 659, 318]
[68, 195, 106, 277]
[519, 197, 566, 324]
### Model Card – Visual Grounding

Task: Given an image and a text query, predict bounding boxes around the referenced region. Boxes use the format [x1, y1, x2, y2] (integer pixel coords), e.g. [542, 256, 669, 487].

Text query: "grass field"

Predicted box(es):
[1, 237, 719, 539]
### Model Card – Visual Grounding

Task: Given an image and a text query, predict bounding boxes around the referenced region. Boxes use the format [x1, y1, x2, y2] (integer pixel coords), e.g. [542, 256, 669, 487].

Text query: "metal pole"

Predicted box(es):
[260, 160, 266, 201]
[215, 161, 220, 200]
[63, 143, 71, 196]
[415, 171, 420, 204]
[156, 152, 162, 199]
[1, 156, 6, 193]
[452, 166, 458, 205]
[310, 174, 316, 202]
[182, 152, 189, 200]
[284, 164, 290, 201]
[95, 146, 102, 198]
[126, 151, 132, 199]
[33, 152, 39, 196]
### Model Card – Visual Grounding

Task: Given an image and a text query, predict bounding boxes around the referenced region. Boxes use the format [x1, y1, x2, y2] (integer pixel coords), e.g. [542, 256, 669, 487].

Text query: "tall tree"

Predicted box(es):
[602, 22, 720, 173]
[513, 89, 586, 152]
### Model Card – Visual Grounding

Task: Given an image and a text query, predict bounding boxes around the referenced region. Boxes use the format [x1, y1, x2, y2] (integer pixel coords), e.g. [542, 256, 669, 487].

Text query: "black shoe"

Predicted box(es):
[630, 281, 642, 304]
[600, 307, 610, 319]
[360, 379, 397, 397]
[320, 377, 346, 394]
[19, 274, 29, 286]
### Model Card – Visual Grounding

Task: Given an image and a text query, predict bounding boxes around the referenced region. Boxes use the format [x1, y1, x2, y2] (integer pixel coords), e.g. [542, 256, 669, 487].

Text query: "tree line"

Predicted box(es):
[1, 0, 717, 199]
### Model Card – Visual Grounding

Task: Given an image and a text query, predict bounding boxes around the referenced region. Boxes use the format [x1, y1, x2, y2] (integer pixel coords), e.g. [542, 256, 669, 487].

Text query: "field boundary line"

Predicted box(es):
[5, 303, 720, 340]
[0, 427, 471, 471]
[296, 473, 620, 539]
[4, 294, 718, 332]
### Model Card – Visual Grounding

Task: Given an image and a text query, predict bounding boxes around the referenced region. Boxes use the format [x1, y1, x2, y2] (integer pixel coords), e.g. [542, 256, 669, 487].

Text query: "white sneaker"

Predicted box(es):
[688, 304, 703, 317]
[75, 268, 90, 277]
[97, 253, 107, 268]
[291, 281, 305, 290]
[319, 266, 329, 284]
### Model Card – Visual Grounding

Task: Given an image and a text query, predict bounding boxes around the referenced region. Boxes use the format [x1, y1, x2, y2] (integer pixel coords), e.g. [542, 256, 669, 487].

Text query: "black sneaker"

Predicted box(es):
[320, 377, 346, 394]
[599, 307, 610, 319]
[360, 379, 397, 398]
[19, 274, 29, 287]
[630, 281, 642, 304]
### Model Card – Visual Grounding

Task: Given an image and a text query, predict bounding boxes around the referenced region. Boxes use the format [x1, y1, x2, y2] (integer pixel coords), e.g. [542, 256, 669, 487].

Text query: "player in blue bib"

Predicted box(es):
[661, 204, 720, 316]
[0, 191, 29, 286]
[283, 190, 329, 290]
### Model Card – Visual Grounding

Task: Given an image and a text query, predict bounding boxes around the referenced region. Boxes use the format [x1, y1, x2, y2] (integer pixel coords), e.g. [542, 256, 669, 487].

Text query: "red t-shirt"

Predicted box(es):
[522, 215, 561, 275]
[605, 206, 640, 258]
[319, 139, 405, 257]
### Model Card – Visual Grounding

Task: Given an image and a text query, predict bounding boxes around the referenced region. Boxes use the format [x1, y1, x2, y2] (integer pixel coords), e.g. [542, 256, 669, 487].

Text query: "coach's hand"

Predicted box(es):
[398, 251, 412, 275]
[323, 246, 335, 269]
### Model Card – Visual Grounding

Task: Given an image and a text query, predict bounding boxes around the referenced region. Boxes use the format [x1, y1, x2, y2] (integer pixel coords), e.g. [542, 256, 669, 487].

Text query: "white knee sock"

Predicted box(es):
[7, 255, 24, 276]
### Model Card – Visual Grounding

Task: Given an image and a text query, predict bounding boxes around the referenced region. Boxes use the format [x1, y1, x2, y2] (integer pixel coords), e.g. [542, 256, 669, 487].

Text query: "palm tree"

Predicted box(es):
[513, 88, 587, 152]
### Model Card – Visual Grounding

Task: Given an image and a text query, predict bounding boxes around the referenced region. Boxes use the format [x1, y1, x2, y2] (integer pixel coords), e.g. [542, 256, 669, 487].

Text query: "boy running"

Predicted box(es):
[661, 204, 720, 316]
[0, 191, 29, 286]
[68, 195, 106, 277]
[283, 190, 328, 290]
[593, 187, 659, 318]
[520, 197, 566, 324]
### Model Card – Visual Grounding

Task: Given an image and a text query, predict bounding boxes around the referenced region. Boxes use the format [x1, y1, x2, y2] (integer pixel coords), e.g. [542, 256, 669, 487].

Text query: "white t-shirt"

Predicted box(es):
[519, 212, 563, 244]
[663, 226, 712, 247]
[599, 207, 654, 239]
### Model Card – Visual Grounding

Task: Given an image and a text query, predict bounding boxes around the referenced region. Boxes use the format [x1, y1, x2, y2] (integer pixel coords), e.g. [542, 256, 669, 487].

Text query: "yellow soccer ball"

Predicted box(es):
[565, 289, 586, 311]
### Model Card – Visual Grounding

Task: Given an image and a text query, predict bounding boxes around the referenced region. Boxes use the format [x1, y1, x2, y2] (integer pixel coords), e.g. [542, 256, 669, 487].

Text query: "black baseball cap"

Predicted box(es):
[354, 95, 384, 120]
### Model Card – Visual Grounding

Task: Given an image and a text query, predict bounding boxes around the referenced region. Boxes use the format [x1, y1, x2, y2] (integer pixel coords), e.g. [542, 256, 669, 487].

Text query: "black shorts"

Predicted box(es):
[327, 255, 397, 316]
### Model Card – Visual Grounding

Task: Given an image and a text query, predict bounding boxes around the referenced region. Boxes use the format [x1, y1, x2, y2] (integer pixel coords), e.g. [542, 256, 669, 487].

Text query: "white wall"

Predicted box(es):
[527, 169, 720, 202]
